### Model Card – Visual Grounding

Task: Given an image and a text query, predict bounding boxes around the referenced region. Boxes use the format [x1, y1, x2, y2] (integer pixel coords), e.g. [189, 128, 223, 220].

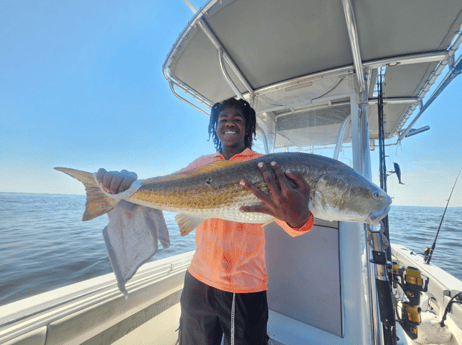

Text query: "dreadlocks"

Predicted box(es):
[208, 97, 257, 152]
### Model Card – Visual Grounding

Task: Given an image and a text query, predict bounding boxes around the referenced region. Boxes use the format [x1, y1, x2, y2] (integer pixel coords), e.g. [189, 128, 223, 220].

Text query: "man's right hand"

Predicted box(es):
[96, 169, 137, 194]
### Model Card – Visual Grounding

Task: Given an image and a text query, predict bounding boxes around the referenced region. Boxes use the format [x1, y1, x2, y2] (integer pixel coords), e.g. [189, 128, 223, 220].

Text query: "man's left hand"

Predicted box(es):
[239, 161, 311, 228]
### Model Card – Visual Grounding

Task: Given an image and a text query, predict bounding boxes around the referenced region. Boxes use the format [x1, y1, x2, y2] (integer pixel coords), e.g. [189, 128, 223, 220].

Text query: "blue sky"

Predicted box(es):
[1, 0, 461, 207]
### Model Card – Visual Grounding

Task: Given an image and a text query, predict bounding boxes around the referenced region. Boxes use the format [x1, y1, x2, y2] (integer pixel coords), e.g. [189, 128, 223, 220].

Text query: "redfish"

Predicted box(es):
[55, 152, 391, 235]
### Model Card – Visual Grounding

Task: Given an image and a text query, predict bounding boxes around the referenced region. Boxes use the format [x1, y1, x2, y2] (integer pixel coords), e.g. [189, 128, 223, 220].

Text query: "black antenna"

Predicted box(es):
[424, 169, 461, 264]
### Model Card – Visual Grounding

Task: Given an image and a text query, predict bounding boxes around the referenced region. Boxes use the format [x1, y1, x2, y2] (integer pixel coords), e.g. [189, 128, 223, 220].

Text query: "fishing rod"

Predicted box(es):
[423, 168, 461, 264]
[375, 67, 397, 345]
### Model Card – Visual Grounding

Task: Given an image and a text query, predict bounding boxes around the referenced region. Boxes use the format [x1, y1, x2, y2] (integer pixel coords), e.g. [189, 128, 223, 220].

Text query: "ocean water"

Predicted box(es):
[0, 193, 461, 307]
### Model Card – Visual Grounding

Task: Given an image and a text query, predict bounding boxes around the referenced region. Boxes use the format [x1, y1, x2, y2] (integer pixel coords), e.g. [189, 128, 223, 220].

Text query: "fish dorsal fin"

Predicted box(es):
[263, 217, 276, 227]
[143, 160, 241, 185]
[175, 213, 207, 236]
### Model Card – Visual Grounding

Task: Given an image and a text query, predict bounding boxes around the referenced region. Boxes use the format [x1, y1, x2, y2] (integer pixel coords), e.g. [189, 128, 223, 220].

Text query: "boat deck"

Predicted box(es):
[114, 303, 180, 345]
[112, 303, 288, 345]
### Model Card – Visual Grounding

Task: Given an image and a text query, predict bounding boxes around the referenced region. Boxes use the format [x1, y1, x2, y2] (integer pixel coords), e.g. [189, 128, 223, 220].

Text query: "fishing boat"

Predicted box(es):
[1, 0, 461, 344]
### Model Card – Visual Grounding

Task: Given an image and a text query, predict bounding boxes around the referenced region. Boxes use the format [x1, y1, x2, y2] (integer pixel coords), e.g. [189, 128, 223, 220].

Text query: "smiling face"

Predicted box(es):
[217, 107, 247, 154]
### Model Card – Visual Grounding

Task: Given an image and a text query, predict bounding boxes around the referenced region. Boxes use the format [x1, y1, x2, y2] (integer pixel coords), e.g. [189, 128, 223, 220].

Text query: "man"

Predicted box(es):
[97, 98, 314, 345]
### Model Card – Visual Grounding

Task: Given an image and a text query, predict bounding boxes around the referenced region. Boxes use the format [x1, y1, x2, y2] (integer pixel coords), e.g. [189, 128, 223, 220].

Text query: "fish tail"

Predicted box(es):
[54, 167, 117, 221]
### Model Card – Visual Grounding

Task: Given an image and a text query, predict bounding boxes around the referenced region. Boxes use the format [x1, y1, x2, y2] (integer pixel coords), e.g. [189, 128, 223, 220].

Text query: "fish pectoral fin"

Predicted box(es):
[313, 190, 324, 210]
[175, 214, 206, 237]
[263, 217, 276, 226]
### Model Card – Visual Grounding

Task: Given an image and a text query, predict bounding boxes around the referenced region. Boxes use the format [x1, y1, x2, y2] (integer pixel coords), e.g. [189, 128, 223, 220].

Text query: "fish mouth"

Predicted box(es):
[368, 206, 390, 225]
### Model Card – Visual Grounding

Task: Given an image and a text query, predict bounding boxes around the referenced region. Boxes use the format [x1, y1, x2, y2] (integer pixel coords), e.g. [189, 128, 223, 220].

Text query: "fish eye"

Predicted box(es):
[373, 191, 380, 199]
[205, 177, 212, 186]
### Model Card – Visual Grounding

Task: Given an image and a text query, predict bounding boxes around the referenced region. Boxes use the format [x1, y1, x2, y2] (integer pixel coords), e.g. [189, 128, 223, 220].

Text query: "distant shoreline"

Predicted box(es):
[0, 191, 84, 197]
[1, 192, 461, 208]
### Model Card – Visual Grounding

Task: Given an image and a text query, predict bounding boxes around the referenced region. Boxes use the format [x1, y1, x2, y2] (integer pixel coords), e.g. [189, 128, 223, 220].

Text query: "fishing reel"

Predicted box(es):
[423, 247, 432, 263]
[393, 265, 429, 340]
[403, 266, 426, 305]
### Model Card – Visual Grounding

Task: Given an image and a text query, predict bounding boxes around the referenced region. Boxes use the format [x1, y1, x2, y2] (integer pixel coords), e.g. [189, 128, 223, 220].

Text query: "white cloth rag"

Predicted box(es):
[102, 200, 170, 298]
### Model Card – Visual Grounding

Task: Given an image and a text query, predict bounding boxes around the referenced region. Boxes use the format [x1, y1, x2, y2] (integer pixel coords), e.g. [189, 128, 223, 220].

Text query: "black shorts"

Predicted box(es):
[177, 270, 269, 345]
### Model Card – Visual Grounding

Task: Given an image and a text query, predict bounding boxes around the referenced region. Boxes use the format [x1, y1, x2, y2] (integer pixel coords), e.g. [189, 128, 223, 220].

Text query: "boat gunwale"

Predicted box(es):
[0, 252, 194, 343]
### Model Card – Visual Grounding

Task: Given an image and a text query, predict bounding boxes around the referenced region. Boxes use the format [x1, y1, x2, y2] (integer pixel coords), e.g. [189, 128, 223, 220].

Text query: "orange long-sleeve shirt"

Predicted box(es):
[180, 148, 314, 293]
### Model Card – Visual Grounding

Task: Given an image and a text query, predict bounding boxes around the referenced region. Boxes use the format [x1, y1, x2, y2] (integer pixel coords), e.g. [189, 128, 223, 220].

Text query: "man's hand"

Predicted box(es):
[96, 168, 137, 194]
[239, 161, 311, 228]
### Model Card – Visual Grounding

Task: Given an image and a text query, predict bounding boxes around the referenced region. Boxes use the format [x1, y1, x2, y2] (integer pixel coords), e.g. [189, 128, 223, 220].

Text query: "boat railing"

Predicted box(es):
[0, 251, 194, 344]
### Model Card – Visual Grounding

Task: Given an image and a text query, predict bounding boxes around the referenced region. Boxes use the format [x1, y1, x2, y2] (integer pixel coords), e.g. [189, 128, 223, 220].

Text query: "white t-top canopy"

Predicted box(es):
[164, 0, 462, 148]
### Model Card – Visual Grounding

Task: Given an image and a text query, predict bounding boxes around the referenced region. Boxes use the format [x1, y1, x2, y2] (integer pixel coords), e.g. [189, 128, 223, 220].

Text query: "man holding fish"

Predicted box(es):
[96, 98, 315, 345]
